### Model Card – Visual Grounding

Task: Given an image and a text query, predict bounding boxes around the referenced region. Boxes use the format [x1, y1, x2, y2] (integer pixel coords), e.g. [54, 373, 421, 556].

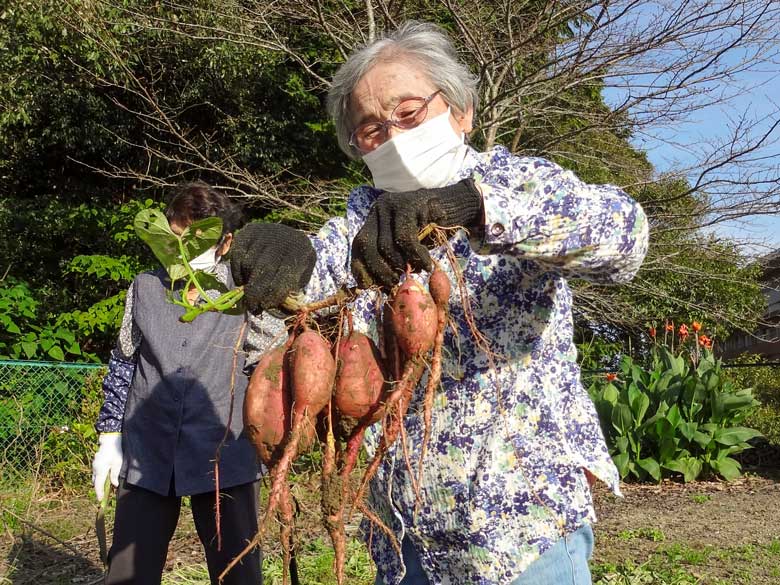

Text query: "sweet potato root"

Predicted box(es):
[334, 332, 387, 420]
[389, 278, 438, 358]
[243, 345, 290, 455]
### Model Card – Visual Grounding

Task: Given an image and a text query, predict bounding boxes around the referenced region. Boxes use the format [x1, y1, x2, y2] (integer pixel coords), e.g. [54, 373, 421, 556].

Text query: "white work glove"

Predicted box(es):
[92, 432, 123, 502]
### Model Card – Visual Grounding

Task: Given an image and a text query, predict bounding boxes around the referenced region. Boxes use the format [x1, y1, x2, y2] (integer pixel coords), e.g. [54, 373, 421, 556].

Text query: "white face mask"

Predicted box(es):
[362, 108, 470, 192]
[187, 245, 220, 274]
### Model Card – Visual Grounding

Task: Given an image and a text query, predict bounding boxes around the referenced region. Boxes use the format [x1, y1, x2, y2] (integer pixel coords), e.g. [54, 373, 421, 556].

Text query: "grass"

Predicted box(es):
[161, 538, 374, 585]
[617, 527, 666, 542]
[592, 538, 780, 585]
[592, 560, 700, 585]
[689, 494, 711, 504]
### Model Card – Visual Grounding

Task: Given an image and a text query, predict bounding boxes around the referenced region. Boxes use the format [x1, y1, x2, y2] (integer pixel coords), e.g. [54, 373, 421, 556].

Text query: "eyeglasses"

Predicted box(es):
[349, 90, 443, 153]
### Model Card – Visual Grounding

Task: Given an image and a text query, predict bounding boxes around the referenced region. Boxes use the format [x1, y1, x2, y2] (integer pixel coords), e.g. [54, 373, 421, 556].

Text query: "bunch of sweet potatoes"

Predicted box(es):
[227, 266, 451, 584]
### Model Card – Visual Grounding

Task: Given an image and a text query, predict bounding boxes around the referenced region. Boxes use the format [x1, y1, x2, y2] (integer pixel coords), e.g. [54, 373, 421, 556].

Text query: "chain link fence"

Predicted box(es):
[0, 359, 105, 481]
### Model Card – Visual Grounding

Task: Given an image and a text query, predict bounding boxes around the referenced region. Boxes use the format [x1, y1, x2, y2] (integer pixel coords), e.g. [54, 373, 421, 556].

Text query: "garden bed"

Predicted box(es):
[2, 468, 778, 585]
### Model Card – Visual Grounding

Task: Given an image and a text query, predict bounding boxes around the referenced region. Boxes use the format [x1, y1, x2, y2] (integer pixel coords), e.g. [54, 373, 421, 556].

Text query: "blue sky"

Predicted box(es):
[636, 68, 780, 254]
[600, 6, 780, 257]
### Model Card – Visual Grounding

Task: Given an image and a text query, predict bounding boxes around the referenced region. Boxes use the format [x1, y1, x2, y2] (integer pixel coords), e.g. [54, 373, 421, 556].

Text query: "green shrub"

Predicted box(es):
[588, 345, 762, 482]
[40, 369, 105, 487]
[724, 354, 780, 445]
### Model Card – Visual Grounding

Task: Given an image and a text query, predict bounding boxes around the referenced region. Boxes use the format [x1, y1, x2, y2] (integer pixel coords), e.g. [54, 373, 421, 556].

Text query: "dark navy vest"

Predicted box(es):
[121, 268, 260, 495]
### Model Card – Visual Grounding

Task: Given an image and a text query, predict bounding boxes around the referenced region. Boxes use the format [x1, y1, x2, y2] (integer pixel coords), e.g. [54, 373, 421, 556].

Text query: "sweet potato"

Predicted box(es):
[428, 265, 452, 306]
[334, 332, 386, 420]
[416, 265, 451, 510]
[223, 330, 334, 583]
[390, 278, 438, 357]
[243, 345, 290, 454]
[288, 328, 336, 419]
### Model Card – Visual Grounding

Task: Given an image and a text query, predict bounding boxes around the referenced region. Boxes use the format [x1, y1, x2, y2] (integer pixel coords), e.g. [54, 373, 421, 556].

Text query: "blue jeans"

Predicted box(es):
[376, 524, 594, 585]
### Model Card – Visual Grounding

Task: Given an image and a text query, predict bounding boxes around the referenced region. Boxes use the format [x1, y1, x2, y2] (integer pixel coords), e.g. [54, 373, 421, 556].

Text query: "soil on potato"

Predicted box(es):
[2, 469, 779, 584]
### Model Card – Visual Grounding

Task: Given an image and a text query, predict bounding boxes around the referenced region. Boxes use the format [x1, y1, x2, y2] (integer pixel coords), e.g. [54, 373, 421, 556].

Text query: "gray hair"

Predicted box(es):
[326, 21, 479, 159]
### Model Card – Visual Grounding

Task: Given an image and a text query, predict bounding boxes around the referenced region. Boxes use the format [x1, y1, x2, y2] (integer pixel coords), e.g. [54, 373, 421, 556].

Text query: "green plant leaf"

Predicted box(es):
[179, 217, 223, 262]
[664, 457, 702, 482]
[710, 456, 742, 480]
[692, 430, 714, 450]
[134, 209, 181, 270]
[719, 392, 758, 415]
[48, 345, 65, 361]
[678, 421, 698, 442]
[613, 451, 630, 478]
[666, 403, 682, 429]
[713, 427, 763, 446]
[21, 341, 37, 359]
[603, 383, 619, 405]
[631, 391, 650, 425]
[637, 457, 662, 482]
[191, 271, 229, 295]
[612, 403, 634, 434]
[658, 437, 678, 463]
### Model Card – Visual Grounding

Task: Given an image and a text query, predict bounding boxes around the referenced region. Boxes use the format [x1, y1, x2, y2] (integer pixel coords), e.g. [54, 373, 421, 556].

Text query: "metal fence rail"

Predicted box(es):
[0, 359, 104, 476]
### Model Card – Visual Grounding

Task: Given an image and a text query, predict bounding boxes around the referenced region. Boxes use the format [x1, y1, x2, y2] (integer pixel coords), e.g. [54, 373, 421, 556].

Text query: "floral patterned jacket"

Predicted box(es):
[304, 146, 648, 585]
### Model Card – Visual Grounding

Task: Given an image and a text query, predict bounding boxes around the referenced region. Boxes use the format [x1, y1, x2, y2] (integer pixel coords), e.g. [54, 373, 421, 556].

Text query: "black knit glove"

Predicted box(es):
[230, 223, 316, 314]
[351, 178, 483, 288]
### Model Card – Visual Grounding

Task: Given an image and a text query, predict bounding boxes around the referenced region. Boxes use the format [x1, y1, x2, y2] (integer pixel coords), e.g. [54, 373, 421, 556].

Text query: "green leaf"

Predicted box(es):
[692, 430, 714, 450]
[713, 427, 763, 446]
[719, 393, 758, 415]
[663, 457, 702, 483]
[21, 341, 38, 359]
[602, 383, 619, 405]
[678, 421, 698, 442]
[665, 404, 682, 430]
[613, 451, 630, 478]
[637, 457, 662, 482]
[134, 209, 181, 270]
[192, 271, 229, 295]
[180, 217, 223, 262]
[710, 456, 742, 480]
[631, 392, 650, 425]
[658, 437, 678, 463]
[653, 372, 671, 393]
[48, 345, 65, 361]
[612, 403, 634, 434]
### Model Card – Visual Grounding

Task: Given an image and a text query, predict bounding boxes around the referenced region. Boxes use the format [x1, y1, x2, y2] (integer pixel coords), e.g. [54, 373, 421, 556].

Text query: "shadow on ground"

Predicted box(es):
[4, 533, 103, 585]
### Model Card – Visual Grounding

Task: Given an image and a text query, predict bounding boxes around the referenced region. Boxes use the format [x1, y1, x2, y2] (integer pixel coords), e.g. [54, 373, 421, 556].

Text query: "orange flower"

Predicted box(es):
[649, 326, 657, 338]
[665, 322, 674, 332]
[699, 334, 709, 345]
[692, 321, 702, 332]
[605, 372, 618, 382]
[678, 324, 689, 337]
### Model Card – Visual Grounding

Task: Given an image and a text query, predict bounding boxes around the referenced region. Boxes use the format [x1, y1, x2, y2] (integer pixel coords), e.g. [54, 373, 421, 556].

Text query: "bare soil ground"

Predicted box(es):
[2, 468, 779, 584]
[592, 469, 780, 584]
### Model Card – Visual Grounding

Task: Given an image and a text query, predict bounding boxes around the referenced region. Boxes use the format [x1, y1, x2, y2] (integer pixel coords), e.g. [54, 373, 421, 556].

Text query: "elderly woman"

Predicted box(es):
[231, 21, 648, 585]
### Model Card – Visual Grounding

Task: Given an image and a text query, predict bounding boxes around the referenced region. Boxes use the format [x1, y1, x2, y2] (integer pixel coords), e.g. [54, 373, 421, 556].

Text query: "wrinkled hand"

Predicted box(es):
[351, 178, 483, 288]
[230, 223, 317, 314]
[92, 433, 123, 502]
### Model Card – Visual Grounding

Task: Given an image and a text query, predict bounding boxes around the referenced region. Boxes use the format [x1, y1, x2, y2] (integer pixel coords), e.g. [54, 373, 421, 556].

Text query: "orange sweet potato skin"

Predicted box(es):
[390, 279, 438, 357]
[288, 329, 336, 418]
[334, 332, 387, 420]
[244, 345, 290, 454]
[428, 267, 452, 307]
